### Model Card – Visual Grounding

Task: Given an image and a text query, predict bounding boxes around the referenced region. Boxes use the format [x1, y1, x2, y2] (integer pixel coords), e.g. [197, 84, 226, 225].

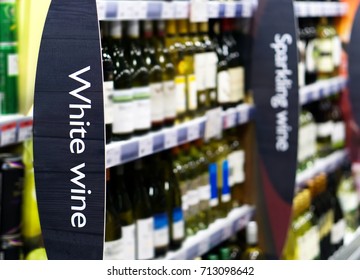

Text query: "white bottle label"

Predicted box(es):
[112, 88, 134, 134]
[332, 35, 342, 67]
[205, 52, 218, 89]
[228, 150, 245, 186]
[154, 213, 169, 248]
[221, 193, 231, 203]
[103, 81, 114, 125]
[7, 54, 18, 76]
[228, 67, 245, 103]
[306, 39, 316, 73]
[175, 76, 186, 114]
[217, 70, 231, 103]
[331, 219, 346, 244]
[194, 53, 206, 91]
[199, 184, 211, 201]
[317, 121, 333, 138]
[210, 197, 219, 207]
[339, 192, 359, 212]
[150, 82, 164, 123]
[133, 86, 151, 130]
[316, 38, 334, 73]
[187, 74, 197, 110]
[332, 121, 345, 145]
[136, 217, 154, 260]
[103, 238, 122, 260]
[298, 226, 320, 260]
[120, 224, 136, 260]
[163, 80, 176, 119]
[187, 189, 199, 207]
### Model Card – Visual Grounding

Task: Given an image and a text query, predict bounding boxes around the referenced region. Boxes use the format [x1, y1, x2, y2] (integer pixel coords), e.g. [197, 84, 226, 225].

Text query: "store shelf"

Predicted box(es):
[294, 1, 348, 18]
[106, 103, 254, 168]
[0, 115, 32, 148]
[295, 149, 348, 192]
[299, 76, 348, 106]
[161, 205, 254, 260]
[330, 227, 360, 260]
[96, 0, 255, 21]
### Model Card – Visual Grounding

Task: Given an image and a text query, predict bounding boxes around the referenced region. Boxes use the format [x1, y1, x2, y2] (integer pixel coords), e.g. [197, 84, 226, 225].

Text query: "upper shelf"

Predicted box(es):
[299, 76, 347, 106]
[96, 1, 348, 21]
[294, 1, 349, 18]
[0, 114, 33, 148]
[96, 0, 256, 21]
[106, 103, 254, 168]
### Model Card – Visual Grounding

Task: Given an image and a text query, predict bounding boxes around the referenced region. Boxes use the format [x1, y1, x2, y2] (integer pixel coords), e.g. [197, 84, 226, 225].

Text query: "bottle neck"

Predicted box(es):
[110, 22, 123, 40]
[127, 21, 140, 39]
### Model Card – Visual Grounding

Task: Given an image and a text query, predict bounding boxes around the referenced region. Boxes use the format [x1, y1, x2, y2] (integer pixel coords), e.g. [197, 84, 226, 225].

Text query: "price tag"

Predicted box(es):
[175, 1, 189, 19]
[96, 1, 106, 20]
[225, 2, 236, 18]
[198, 237, 210, 255]
[139, 136, 153, 158]
[164, 129, 177, 149]
[242, 2, 252, 18]
[147, 2, 162, 19]
[187, 122, 200, 142]
[295, 2, 307, 17]
[106, 146, 121, 168]
[132, 1, 148, 19]
[117, 2, 132, 20]
[17, 120, 33, 142]
[225, 108, 236, 129]
[190, 0, 207, 22]
[161, 2, 175, 19]
[0, 123, 17, 147]
[205, 108, 222, 140]
[208, 2, 220, 19]
[222, 224, 232, 240]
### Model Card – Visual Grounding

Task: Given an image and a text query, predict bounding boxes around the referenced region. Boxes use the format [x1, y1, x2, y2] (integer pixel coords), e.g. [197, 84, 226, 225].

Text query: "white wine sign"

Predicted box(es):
[34, 0, 105, 259]
[251, 0, 299, 258]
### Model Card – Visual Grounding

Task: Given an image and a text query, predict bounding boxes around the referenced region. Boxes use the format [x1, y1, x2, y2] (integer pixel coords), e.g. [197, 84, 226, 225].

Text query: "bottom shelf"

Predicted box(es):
[162, 205, 255, 260]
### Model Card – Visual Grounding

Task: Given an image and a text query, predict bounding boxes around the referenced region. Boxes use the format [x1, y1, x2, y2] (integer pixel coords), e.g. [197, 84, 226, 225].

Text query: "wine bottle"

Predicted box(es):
[144, 154, 170, 257]
[142, 20, 165, 131]
[241, 221, 265, 260]
[165, 20, 187, 123]
[125, 159, 155, 260]
[177, 20, 198, 120]
[111, 165, 136, 260]
[104, 169, 122, 260]
[109, 22, 134, 141]
[126, 20, 152, 136]
[155, 20, 177, 127]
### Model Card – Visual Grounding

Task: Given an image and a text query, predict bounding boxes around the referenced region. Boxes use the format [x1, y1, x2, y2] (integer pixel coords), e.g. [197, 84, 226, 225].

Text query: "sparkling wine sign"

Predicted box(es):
[33, 0, 105, 259]
[251, 0, 299, 258]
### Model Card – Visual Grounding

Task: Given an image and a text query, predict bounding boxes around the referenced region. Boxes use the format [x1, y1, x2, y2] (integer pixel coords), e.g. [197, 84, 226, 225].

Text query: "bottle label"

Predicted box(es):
[299, 121, 317, 163]
[133, 86, 151, 130]
[210, 197, 219, 207]
[316, 38, 334, 73]
[205, 52, 219, 90]
[331, 219, 346, 244]
[305, 39, 316, 73]
[298, 61, 305, 88]
[221, 193, 231, 203]
[175, 75, 186, 114]
[112, 88, 134, 134]
[217, 70, 231, 103]
[227, 150, 245, 186]
[332, 35, 342, 67]
[199, 184, 211, 201]
[163, 80, 176, 119]
[187, 74, 197, 110]
[154, 213, 169, 248]
[194, 53, 206, 91]
[150, 82, 164, 123]
[103, 238, 123, 260]
[136, 217, 154, 260]
[228, 67, 245, 103]
[121, 224, 136, 260]
[172, 207, 185, 240]
[181, 193, 189, 212]
[339, 191, 359, 212]
[103, 81, 114, 125]
[7, 53, 18, 76]
[298, 226, 320, 260]
[317, 121, 333, 138]
[332, 121, 345, 146]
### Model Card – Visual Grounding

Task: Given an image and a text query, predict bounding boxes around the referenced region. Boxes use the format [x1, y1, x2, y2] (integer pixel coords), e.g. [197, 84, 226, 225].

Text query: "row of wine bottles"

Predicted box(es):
[100, 18, 249, 143]
[283, 161, 360, 260]
[298, 14, 342, 87]
[104, 127, 247, 260]
[297, 93, 345, 172]
[199, 221, 264, 260]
